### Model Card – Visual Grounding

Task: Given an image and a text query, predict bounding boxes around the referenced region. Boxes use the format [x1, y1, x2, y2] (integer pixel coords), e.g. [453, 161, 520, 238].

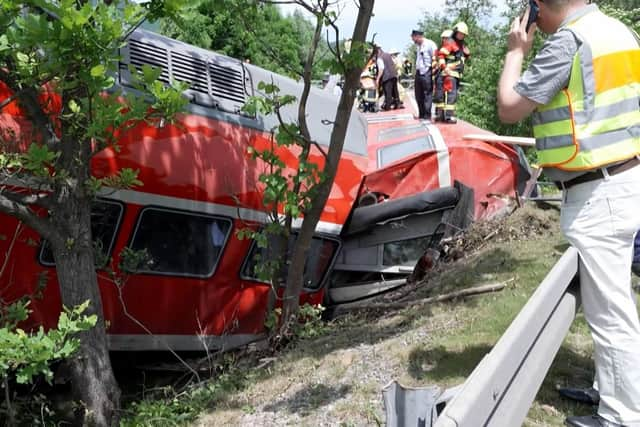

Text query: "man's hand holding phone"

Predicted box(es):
[524, 0, 539, 32]
[507, 2, 538, 56]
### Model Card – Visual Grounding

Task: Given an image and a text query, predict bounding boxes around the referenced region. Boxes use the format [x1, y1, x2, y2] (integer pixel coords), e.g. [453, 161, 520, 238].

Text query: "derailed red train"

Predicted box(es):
[0, 30, 530, 351]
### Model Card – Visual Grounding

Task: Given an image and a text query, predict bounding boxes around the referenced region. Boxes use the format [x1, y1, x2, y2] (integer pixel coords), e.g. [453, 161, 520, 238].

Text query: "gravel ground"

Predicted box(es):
[194, 306, 465, 427]
[194, 205, 568, 427]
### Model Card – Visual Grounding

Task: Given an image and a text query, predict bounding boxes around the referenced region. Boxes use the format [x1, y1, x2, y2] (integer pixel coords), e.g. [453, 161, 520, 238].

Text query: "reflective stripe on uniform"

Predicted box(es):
[533, 96, 640, 126]
[537, 125, 640, 152]
[543, 137, 640, 170]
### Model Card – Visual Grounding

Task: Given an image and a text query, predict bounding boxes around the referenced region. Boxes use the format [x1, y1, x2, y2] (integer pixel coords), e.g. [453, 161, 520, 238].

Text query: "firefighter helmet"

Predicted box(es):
[441, 29, 453, 38]
[454, 22, 469, 36]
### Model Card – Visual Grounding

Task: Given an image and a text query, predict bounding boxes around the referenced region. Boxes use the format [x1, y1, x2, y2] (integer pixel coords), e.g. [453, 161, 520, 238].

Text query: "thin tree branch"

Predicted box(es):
[0, 67, 60, 149]
[274, 107, 327, 158]
[0, 222, 21, 281]
[0, 188, 54, 210]
[0, 193, 56, 240]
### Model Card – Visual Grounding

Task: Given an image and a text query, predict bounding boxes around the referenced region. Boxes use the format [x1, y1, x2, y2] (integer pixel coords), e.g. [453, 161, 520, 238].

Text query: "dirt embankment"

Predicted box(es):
[192, 204, 570, 427]
[442, 204, 559, 258]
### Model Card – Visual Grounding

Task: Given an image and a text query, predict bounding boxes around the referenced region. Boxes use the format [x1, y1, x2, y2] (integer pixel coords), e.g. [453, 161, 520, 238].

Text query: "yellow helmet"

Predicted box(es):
[454, 22, 469, 36]
[441, 29, 453, 38]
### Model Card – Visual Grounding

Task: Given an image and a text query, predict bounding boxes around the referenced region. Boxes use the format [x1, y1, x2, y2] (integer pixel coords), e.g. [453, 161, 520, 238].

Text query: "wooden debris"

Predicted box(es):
[334, 278, 515, 314]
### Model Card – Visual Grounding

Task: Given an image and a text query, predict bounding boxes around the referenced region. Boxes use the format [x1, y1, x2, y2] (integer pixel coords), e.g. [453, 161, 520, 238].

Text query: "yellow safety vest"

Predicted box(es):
[533, 9, 640, 171]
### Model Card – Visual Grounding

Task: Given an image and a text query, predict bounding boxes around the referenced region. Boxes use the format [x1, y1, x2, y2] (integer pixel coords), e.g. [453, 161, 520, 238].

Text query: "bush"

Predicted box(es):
[0, 299, 96, 424]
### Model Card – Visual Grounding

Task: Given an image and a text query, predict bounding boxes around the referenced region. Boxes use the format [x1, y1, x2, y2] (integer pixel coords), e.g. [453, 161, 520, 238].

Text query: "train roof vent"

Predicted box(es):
[209, 57, 247, 108]
[120, 31, 251, 115]
[169, 50, 212, 107]
[127, 38, 170, 84]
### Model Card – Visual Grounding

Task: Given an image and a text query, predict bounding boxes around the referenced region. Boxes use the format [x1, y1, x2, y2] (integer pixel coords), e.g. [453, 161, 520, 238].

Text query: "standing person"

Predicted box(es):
[434, 29, 453, 121]
[375, 46, 400, 110]
[389, 48, 406, 108]
[411, 29, 437, 120]
[497, 1, 640, 426]
[435, 22, 470, 123]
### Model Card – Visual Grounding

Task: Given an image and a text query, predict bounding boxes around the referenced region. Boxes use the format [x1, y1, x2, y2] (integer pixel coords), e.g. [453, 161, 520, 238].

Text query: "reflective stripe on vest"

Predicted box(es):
[532, 9, 640, 171]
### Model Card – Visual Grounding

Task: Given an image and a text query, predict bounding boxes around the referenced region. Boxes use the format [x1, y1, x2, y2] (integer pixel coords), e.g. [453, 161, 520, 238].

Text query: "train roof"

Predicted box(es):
[119, 29, 368, 156]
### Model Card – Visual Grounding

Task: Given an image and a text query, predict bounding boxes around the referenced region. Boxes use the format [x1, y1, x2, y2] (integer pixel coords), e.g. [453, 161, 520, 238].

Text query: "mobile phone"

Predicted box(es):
[524, 0, 539, 32]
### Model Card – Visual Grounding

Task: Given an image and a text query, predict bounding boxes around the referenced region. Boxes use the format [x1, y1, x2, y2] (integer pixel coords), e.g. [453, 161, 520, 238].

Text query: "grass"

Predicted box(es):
[121, 205, 638, 426]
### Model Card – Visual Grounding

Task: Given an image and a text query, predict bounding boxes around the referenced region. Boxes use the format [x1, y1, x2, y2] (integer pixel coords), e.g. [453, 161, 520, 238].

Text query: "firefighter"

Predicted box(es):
[433, 29, 453, 122]
[434, 22, 471, 123]
[440, 29, 453, 46]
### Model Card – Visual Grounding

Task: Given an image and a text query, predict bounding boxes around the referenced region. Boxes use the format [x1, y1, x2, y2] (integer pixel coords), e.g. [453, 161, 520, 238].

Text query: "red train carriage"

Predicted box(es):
[0, 30, 530, 350]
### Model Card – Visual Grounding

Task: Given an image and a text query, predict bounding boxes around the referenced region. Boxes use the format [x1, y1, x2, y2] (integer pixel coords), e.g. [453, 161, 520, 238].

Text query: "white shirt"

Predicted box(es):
[415, 39, 437, 76]
[376, 57, 385, 75]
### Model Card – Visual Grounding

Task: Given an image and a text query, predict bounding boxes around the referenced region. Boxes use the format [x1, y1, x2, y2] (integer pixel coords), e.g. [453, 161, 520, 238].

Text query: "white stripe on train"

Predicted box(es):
[101, 188, 344, 235]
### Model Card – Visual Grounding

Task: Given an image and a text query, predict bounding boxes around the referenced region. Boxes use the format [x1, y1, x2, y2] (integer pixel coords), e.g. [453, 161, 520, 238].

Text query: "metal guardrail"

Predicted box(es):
[434, 247, 580, 427]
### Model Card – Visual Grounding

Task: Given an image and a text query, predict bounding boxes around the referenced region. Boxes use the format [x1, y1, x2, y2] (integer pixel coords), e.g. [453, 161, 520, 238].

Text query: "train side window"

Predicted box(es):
[128, 208, 232, 278]
[39, 200, 124, 268]
[241, 235, 339, 290]
[377, 136, 436, 168]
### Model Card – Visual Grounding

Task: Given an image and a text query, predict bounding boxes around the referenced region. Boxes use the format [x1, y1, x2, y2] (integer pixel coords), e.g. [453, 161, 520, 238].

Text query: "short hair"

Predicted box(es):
[542, 0, 571, 11]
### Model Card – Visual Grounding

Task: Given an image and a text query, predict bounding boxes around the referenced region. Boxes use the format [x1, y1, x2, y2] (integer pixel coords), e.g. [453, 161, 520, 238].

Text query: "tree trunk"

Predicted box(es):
[280, 0, 375, 332]
[50, 195, 120, 426]
[264, 229, 288, 331]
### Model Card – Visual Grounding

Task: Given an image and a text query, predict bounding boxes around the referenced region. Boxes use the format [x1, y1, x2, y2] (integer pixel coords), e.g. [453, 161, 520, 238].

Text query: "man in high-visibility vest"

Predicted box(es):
[497, 1, 640, 426]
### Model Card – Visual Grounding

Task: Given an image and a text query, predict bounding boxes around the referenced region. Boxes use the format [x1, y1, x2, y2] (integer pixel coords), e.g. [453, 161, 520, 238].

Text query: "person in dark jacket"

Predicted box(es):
[375, 46, 400, 110]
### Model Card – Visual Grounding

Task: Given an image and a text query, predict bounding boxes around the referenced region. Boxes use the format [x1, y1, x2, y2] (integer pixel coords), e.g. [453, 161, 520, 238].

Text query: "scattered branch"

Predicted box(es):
[335, 279, 515, 315]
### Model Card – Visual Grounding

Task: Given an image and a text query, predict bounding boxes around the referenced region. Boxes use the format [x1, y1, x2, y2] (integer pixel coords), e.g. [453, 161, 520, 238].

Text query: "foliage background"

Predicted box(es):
[161, 0, 637, 146]
[160, 1, 332, 79]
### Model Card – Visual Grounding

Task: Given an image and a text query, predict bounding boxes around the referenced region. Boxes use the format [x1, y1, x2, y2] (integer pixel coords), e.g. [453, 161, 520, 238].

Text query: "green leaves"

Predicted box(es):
[0, 0, 190, 160]
[243, 83, 298, 118]
[0, 34, 9, 53]
[339, 40, 369, 73]
[21, 144, 59, 177]
[0, 300, 96, 386]
[243, 80, 319, 225]
[118, 247, 151, 275]
[90, 64, 106, 78]
[90, 168, 143, 194]
[159, 1, 331, 79]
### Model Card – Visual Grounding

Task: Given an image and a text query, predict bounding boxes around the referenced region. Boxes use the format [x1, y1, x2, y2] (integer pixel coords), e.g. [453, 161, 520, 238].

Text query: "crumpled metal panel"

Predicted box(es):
[383, 381, 441, 427]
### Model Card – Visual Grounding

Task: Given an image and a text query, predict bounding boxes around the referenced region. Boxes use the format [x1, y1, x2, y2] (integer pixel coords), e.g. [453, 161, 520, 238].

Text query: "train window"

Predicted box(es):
[242, 234, 339, 291]
[377, 136, 436, 167]
[39, 200, 124, 268]
[377, 125, 425, 142]
[383, 236, 431, 267]
[128, 208, 232, 278]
